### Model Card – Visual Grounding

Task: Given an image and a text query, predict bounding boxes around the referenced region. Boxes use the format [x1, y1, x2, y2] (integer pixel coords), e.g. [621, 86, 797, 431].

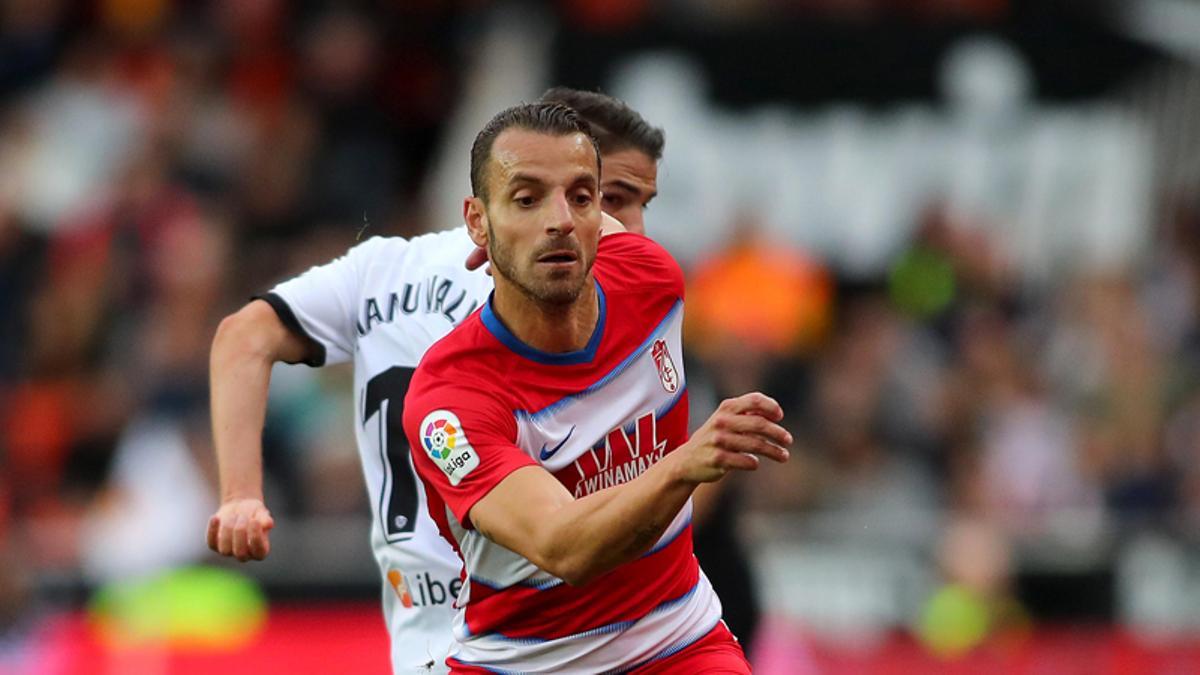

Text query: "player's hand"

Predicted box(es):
[465, 246, 492, 275]
[207, 498, 275, 562]
[673, 393, 791, 484]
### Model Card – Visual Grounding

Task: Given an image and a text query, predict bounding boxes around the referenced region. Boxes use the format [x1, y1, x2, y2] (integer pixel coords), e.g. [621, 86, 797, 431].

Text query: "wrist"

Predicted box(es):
[658, 450, 700, 490]
[221, 488, 264, 504]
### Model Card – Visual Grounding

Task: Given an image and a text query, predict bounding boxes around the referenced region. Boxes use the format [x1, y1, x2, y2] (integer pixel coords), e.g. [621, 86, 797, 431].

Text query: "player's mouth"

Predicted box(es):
[536, 250, 579, 268]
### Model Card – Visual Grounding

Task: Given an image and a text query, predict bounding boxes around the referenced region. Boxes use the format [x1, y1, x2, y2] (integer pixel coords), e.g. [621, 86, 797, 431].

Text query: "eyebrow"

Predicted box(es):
[570, 171, 599, 190]
[605, 179, 656, 200]
[506, 173, 548, 189]
[506, 171, 597, 191]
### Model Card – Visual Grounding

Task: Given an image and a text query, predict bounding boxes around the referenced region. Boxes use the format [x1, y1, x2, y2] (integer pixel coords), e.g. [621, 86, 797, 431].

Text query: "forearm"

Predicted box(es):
[209, 301, 311, 502]
[210, 323, 274, 502]
[534, 452, 696, 584]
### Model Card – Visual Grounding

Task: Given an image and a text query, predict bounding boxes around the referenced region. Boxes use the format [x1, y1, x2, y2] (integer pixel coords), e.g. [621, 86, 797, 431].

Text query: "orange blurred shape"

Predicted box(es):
[101, 0, 170, 36]
[387, 569, 414, 609]
[686, 239, 833, 359]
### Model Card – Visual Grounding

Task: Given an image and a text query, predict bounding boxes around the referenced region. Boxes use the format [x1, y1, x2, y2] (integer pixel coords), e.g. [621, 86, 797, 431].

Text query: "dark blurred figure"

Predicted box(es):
[685, 214, 833, 654]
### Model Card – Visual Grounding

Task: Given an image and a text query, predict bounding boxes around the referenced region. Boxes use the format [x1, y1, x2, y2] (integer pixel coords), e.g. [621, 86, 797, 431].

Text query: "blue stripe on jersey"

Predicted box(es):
[480, 579, 701, 645]
[521, 577, 564, 591]
[447, 658, 516, 675]
[471, 574, 565, 593]
[480, 279, 607, 366]
[642, 515, 692, 557]
[602, 617, 723, 675]
[514, 299, 684, 421]
[583, 385, 688, 454]
[469, 575, 501, 590]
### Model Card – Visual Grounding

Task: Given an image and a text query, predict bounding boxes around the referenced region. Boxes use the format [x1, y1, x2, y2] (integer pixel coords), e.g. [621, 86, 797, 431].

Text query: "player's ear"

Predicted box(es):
[463, 197, 489, 249]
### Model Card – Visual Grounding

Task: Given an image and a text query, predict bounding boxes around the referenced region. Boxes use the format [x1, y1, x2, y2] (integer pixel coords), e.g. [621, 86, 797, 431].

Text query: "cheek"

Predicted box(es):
[617, 208, 644, 235]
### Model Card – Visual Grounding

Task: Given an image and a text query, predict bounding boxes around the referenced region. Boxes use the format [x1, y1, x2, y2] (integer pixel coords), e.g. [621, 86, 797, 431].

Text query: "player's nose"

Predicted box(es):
[546, 192, 575, 236]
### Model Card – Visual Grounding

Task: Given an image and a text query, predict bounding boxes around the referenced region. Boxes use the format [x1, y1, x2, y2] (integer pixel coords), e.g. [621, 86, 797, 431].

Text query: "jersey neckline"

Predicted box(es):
[479, 278, 607, 365]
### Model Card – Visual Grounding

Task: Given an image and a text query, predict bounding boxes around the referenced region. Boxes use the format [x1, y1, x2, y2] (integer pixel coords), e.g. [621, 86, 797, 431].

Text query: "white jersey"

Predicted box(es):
[265, 226, 492, 673]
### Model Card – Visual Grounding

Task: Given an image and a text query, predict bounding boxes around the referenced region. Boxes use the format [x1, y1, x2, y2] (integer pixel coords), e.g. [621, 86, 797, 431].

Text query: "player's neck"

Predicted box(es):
[491, 276, 600, 354]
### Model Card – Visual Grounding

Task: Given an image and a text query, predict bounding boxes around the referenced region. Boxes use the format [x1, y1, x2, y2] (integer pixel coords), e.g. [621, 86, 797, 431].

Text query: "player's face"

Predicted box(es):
[599, 148, 657, 236]
[481, 129, 602, 306]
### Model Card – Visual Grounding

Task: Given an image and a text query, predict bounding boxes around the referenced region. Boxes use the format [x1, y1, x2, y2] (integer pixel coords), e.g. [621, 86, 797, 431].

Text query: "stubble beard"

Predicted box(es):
[487, 223, 593, 309]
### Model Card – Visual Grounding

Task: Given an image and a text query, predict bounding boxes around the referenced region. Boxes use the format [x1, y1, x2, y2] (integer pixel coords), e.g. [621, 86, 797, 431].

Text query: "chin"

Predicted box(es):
[533, 278, 588, 306]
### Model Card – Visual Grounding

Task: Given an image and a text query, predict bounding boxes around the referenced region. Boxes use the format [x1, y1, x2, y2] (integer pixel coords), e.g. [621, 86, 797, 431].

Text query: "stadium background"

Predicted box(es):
[3, 0, 1200, 672]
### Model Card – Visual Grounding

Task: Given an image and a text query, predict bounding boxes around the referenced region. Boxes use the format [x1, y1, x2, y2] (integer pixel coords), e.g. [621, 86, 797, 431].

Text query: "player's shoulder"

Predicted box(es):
[405, 225, 477, 259]
[594, 232, 685, 297]
[409, 313, 498, 390]
[404, 314, 514, 424]
[352, 225, 475, 268]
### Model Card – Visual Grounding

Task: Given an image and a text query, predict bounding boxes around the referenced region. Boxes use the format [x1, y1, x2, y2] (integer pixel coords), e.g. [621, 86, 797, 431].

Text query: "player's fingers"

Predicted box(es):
[218, 515, 234, 556]
[723, 415, 793, 448]
[206, 515, 220, 552]
[256, 510, 275, 532]
[247, 517, 268, 561]
[231, 514, 250, 562]
[719, 393, 784, 422]
[715, 449, 759, 472]
[717, 433, 790, 463]
[465, 246, 488, 270]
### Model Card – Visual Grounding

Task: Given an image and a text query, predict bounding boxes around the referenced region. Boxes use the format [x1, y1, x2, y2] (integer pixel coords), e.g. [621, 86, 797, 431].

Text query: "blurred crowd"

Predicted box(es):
[721, 194, 1200, 539]
[2, 0, 1199, 659]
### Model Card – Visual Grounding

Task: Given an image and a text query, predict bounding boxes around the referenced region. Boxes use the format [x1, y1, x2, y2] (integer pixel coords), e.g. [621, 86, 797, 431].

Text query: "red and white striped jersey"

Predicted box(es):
[403, 232, 723, 673]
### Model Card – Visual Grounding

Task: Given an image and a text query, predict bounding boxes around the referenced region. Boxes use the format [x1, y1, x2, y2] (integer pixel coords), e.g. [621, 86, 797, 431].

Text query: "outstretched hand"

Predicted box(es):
[673, 393, 791, 484]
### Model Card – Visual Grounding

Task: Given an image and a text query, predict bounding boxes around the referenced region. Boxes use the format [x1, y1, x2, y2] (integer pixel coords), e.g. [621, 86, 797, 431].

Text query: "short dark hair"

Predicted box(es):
[539, 87, 665, 162]
[470, 102, 601, 202]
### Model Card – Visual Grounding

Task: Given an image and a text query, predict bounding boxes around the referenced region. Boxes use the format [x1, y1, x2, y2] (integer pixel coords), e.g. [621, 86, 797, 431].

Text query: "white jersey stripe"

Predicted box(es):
[483, 580, 699, 645]
[516, 299, 683, 421]
[604, 617, 723, 675]
[453, 572, 723, 673]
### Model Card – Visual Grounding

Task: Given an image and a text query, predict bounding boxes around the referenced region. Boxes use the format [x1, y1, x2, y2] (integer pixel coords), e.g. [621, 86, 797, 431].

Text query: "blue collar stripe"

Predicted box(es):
[481, 279, 607, 366]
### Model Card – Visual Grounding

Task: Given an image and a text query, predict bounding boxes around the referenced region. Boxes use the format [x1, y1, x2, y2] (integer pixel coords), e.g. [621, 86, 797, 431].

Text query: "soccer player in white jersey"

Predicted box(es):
[403, 103, 791, 672]
[205, 89, 662, 673]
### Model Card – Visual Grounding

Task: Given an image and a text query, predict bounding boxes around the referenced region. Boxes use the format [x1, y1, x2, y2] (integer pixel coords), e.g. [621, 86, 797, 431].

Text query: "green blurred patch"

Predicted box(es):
[88, 566, 267, 650]
[889, 247, 956, 318]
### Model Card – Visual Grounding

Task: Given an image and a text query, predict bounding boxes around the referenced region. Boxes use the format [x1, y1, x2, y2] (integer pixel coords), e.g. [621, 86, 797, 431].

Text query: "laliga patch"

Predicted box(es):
[420, 410, 479, 486]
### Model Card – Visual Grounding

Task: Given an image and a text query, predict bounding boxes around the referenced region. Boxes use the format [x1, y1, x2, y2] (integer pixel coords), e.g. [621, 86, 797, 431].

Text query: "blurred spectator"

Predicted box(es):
[1, 3, 1198, 668]
[685, 217, 833, 653]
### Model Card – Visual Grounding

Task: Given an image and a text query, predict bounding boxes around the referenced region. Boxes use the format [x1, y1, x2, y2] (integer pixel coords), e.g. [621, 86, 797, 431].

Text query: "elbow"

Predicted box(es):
[213, 304, 278, 362]
[530, 546, 605, 587]
[213, 312, 256, 361]
[540, 557, 599, 587]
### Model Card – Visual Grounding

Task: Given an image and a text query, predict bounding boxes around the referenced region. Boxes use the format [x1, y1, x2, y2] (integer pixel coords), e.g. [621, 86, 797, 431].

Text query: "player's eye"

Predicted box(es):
[573, 191, 594, 206]
[515, 195, 536, 207]
[602, 194, 624, 209]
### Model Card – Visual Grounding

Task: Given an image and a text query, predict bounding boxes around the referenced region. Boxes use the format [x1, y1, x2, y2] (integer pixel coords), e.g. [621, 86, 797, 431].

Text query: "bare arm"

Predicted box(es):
[469, 393, 791, 586]
[205, 299, 313, 562]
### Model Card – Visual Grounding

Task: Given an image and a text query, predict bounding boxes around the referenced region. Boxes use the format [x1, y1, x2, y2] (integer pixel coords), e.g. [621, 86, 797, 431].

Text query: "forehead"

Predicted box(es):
[599, 148, 657, 192]
[489, 128, 598, 187]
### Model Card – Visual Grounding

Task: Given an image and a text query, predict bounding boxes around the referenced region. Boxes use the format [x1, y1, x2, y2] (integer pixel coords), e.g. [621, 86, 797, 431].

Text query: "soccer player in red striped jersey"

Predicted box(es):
[403, 102, 791, 672]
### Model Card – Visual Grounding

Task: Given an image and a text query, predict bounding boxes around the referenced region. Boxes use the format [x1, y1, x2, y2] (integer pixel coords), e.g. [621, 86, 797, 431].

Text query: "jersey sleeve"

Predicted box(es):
[260, 236, 395, 367]
[597, 232, 685, 300]
[403, 381, 537, 528]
